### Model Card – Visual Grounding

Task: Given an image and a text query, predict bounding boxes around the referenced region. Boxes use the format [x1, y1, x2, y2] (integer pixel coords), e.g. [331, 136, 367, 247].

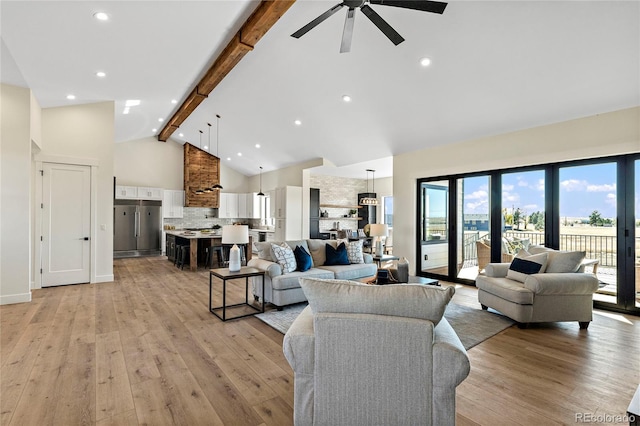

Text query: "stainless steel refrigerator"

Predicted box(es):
[114, 200, 162, 257]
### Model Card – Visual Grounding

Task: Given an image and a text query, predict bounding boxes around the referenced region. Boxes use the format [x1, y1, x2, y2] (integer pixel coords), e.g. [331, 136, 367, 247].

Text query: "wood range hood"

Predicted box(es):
[157, 0, 296, 143]
[184, 143, 220, 208]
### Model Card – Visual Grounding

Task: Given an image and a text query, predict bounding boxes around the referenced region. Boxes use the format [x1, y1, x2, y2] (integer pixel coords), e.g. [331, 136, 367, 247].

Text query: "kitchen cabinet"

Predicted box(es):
[115, 185, 138, 199]
[272, 186, 302, 241]
[138, 187, 163, 200]
[166, 234, 176, 262]
[163, 190, 184, 218]
[219, 193, 239, 218]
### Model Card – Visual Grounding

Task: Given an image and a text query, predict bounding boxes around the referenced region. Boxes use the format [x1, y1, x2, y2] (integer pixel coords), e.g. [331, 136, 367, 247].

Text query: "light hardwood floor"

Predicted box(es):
[1, 256, 638, 425]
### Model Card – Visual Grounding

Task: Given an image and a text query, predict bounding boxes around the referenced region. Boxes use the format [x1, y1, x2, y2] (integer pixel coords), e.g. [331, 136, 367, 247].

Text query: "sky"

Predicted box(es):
[462, 162, 621, 219]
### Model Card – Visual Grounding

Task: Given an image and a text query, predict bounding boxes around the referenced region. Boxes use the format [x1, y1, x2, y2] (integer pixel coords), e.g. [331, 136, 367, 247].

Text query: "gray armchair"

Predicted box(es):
[283, 278, 470, 426]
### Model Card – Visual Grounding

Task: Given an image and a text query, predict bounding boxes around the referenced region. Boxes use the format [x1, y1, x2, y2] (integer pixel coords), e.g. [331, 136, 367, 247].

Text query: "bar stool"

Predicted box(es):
[205, 245, 224, 269]
[175, 244, 189, 270]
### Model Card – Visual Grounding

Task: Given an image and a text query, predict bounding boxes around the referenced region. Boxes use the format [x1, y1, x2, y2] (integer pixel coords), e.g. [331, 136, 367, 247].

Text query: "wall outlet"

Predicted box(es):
[424, 254, 429, 260]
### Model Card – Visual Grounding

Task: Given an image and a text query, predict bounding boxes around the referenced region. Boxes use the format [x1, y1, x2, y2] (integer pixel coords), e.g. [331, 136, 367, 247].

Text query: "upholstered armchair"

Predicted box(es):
[476, 247, 599, 328]
[283, 278, 470, 426]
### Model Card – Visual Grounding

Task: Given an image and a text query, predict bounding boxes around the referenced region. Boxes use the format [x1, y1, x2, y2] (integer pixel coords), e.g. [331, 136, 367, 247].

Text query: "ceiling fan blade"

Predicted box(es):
[340, 7, 356, 53]
[361, 4, 404, 46]
[369, 0, 447, 14]
[291, 3, 345, 38]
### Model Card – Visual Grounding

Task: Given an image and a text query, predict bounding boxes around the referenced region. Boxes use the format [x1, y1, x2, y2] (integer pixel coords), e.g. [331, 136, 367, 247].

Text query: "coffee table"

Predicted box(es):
[359, 275, 439, 286]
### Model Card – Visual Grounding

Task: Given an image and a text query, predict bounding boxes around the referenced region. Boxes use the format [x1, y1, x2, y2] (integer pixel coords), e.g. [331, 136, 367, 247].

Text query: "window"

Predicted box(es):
[383, 196, 393, 227]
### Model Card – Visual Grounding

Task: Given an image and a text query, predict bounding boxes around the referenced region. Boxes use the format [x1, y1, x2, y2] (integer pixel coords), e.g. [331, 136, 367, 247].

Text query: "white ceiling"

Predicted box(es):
[2, 1, 639, 179]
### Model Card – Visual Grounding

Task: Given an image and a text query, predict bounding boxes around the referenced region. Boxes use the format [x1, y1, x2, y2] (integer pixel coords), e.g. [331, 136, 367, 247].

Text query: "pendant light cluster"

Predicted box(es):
[194, 114, 223, 194]
[359, 169, 378, 205]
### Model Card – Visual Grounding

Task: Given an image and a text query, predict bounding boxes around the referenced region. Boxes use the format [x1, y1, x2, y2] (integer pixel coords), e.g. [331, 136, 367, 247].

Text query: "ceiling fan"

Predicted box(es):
[291, 0, 448, 53]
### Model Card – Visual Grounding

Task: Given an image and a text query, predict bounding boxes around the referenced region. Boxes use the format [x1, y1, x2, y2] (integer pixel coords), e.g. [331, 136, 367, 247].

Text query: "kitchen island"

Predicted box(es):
[165, 230, 252, 272]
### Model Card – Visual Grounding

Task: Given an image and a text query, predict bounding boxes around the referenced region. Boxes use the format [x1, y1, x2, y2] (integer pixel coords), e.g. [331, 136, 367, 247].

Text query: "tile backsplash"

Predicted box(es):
[163, 207, 260, 229]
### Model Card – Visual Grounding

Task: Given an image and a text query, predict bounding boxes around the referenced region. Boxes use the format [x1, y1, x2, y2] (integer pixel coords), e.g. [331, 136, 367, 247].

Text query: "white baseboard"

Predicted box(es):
[0, 292, 32, 305]
[94, 274, 114, 283]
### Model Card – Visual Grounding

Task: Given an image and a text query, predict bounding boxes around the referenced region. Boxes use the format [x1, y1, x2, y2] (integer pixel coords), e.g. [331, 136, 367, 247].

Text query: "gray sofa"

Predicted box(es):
[476, 246, 599, 328]
[284, 277, 470, 426]
[247, 239, 377, 309]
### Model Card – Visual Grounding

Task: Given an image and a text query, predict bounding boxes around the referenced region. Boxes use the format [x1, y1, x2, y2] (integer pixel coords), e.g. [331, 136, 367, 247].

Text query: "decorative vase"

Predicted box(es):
[397, 257, 409, 283]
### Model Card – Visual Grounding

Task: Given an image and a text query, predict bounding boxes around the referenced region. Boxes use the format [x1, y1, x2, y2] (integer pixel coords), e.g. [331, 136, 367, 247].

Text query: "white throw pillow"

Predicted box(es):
[271, 242, 297, 274]
[545, 251, 586, 273]
[507, 250, 548, 283]
[338, 238, 364, 264]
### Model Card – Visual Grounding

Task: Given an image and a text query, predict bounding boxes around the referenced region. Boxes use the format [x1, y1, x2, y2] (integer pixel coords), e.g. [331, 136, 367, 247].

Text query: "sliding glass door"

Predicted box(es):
[635, 159, 639, 309]
[559, 162, 617, 303]
[456, 176, 491, 280]
[419, 181, 449, 276]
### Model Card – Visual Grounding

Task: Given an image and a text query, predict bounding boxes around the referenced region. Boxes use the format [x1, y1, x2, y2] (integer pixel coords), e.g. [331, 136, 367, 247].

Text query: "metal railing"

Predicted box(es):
[459, 231, 637, 269]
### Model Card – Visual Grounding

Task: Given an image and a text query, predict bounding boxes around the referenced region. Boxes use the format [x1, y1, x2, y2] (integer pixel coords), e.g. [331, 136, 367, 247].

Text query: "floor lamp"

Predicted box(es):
[222, 225, 248, 272]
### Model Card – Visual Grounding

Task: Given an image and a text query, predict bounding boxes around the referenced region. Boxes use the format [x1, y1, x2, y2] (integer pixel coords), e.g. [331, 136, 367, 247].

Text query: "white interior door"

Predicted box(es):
[42, 163, 91, 286]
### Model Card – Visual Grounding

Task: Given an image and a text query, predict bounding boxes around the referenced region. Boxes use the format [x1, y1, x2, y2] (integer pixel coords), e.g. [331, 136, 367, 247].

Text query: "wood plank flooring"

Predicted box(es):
[1, 256, 638, 425]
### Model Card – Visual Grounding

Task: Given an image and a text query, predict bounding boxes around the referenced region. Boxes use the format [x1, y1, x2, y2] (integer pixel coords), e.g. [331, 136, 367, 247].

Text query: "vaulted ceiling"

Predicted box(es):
[2, 1, 638, 178]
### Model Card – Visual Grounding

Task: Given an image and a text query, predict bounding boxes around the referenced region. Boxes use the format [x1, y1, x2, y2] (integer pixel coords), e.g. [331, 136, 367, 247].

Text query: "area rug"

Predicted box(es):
[255, 302, 515, 350]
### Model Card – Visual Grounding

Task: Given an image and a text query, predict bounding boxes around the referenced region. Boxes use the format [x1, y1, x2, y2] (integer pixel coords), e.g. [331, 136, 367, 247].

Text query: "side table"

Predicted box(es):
[371, 254, 399, 267]
[209, 266, 265, 321]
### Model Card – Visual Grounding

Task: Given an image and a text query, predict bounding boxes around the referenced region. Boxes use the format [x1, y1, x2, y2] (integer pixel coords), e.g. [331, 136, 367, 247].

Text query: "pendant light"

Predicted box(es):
[359, 169, 378, 205]
[209, 114, 223, 190]
[257, 166, 265, 196]
[203, 123, 213, 193]
[194, 130, 205, 194]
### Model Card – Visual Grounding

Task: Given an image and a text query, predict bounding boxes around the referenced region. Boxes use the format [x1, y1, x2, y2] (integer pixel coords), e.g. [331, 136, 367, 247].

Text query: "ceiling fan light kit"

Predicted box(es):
[291, 0, 447, 53]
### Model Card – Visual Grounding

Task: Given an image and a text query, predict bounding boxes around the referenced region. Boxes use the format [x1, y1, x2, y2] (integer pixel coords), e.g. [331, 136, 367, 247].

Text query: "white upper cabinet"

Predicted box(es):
[138, 187, 163, 200]
[218, 193, 239, 218]
[163, 190, 184, 218]
[115, 185, 138, 199]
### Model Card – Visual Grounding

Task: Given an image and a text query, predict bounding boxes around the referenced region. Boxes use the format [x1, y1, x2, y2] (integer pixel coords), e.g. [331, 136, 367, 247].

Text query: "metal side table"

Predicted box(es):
[209, 266, 265, 321]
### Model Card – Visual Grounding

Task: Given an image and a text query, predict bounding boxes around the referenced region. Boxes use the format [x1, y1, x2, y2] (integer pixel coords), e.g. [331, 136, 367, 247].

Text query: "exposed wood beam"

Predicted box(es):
[158, 0, 296, 142]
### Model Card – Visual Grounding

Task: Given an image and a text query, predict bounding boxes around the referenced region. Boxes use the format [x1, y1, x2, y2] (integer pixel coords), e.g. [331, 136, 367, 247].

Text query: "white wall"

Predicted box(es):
[114, 136, 250, 192]
[0, 84, 32, 304]
[40, 101, 115, 283]
[393, 107, 640, 270]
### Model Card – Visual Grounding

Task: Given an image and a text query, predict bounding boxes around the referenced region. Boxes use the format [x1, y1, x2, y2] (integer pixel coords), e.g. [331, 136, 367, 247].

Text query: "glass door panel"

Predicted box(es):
[635, 159, 639, 308]
[420, 181, 449, 275]
[501, 170, 546, 260]
[559, 162, 617, 303]
[456, 176, 490, 280]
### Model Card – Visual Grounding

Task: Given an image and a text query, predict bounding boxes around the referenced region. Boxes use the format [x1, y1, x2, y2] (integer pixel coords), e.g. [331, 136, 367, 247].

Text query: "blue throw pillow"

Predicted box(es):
[294, 245, 313, 272]
[325, 242, 350, 265]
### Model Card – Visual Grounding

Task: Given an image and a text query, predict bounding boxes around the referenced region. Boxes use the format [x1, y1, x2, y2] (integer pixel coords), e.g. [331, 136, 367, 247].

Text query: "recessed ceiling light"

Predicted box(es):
[255, 144, 261, 148]
[125, 100, 140, 107]
[66, 94, 76, 100]
[227, 157, 231, 161]
[171, 99, 177, 104]
[237, 152, 242, 157]
[93, 12, 109, 21]
[342, 95, 352, 102]
[203, 145, 208, 150]
[179, 133, 184, 137]
[96, 71, 106, 78]
[419, 57, 432, 67]
[152, 128, 157, 132]
[158, 118, 164, 122]
[123, 107, 130, 114]
[294, 119, 302, 126]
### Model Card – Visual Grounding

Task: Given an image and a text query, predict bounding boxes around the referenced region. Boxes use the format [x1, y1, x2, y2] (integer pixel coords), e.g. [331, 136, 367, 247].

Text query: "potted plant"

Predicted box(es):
[349, 209, 358, 218]
[212, 224, 222, 235]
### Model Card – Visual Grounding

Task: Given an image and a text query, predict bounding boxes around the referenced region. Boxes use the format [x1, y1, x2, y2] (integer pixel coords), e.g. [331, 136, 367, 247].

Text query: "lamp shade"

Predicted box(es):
[222, 225, 249, 244]
[369, 223, 388, 237]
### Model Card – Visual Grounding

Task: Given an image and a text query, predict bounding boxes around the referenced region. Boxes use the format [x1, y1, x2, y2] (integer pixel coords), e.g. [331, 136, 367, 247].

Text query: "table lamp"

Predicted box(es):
[222, 224, 249, 272]
[369, 223, 388, 257]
